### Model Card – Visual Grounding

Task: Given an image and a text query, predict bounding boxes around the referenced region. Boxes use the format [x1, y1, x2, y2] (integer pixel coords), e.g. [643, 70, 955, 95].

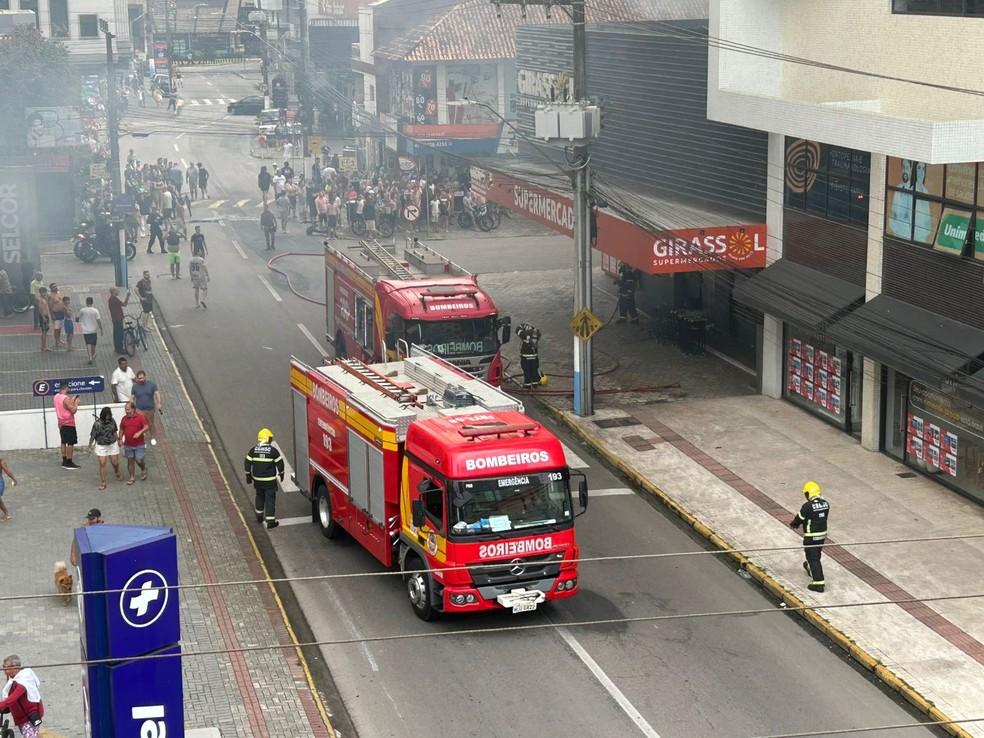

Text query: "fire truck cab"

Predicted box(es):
[290, 351, 588, 620]
[325, 237, 511, 384]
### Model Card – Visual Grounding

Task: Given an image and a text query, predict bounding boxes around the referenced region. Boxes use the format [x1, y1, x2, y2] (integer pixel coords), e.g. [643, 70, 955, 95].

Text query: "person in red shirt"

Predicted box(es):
[117, 402, 149, 484]
[0, 654, 44, 738]
[107, 286, 130, 354]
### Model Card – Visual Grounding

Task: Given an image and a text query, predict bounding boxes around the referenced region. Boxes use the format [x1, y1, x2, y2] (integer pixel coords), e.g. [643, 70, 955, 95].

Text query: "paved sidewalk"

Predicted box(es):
[541, 369, 984, 735]
[0, 257, 333, 737]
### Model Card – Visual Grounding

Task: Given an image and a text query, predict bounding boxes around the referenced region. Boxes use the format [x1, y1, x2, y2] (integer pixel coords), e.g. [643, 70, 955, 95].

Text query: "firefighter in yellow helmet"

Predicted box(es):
[245, 428, 284, 529]
[790, 481, 829, 592]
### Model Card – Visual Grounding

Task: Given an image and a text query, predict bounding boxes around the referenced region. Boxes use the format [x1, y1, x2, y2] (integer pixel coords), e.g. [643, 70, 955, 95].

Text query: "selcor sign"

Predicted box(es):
[474, 166, 767, 275]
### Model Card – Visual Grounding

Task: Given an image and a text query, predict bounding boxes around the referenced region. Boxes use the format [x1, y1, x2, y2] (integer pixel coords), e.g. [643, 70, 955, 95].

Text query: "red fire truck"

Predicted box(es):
[324, 237, 511, 384]
[289, 351, 588, 620]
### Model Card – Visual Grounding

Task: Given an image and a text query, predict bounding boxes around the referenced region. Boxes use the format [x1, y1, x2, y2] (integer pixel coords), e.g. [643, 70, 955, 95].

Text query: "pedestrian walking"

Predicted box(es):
[275, 191, 290, 233]
[186, 162, 199, 200]
[36, 286, 51, 352]
[517, 321, 545, 388]
[118, 402, 149, 483]
[189, 253, 209, 309]
[166, 229, 182, 279]
[258, 165, 272, 203]
[130, 370, 161, 444]
[136, 270, 154, 332]
[0, 654, 44, 738]
[161, 187, 174, 227]
[790, 481, 830, 593]
[88, 407, 122, 489]
[167, 91, 177, 112]
[54, 384, 80, 469]
[61, 296, 75, 352]
[111, 356, 135, 402]
[245, 428, 284, 529]
[198, 163, 209, 198]
[260, 206, 278, 250]
[76, 296, 103, 365]
[107, 287, 129, 354]
[190, 225, 207, 257]
[615, 263, 640, 324]
[0, 456, 18, 522]
[147, 208, 165, 253]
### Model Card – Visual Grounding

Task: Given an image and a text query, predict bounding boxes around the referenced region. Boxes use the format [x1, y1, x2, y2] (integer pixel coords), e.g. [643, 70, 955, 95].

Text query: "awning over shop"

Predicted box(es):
[733, 259, 864, 333]
[826, 295, 984, 388]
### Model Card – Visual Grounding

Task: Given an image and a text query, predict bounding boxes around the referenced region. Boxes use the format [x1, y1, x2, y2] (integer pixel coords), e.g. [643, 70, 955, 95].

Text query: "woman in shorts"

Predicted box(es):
[88, 406, 122, 490]
[62, 295, 75, 351]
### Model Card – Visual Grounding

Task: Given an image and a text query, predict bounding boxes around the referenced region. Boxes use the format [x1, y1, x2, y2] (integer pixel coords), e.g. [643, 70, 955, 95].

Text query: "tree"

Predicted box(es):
[0, 27, 76, 156]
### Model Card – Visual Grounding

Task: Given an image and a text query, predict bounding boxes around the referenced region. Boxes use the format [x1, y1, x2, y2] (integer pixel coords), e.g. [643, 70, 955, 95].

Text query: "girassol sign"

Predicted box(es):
[471, 166, 767, 274]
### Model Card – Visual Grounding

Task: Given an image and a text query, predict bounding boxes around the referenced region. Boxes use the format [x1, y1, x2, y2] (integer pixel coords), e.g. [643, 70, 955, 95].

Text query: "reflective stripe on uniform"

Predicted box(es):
[252, 475, 278, 481]
[246, 455, 283, 463]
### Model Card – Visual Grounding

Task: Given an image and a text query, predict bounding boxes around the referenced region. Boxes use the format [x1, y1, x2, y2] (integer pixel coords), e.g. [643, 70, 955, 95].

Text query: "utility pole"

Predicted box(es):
[492, 0, 597, 415]
[100, 18, 127, 288]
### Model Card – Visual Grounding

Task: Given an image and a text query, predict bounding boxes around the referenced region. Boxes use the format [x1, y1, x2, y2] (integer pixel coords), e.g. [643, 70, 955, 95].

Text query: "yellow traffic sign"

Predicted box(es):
[570, 308, 603, 341]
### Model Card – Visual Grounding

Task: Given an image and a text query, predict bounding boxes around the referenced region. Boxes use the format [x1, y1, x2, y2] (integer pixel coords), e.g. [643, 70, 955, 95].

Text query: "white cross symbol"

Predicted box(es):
[128, 580, 160, 618]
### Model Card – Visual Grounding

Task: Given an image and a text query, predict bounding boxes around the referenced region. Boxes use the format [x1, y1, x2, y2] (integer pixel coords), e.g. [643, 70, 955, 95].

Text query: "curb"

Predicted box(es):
[540, 400, 974, 738]
[154, 312, 338, 738]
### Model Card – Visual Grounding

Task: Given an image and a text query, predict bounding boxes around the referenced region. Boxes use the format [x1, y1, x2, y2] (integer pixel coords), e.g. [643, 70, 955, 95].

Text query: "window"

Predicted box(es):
[49, 0, 69, 37]
[0, 0, 10, 11]
[885, 158, 984, 259]
[893, 0, 984, 15]
[19, 0, 38, 26]
[79, 13, 98, 37]
[784, 139, 871, 226]
[354, 295, 374, 351]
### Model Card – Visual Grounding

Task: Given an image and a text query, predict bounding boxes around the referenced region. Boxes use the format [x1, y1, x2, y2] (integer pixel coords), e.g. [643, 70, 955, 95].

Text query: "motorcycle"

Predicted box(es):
[76, 235, 137, 263]
[73, 222, 94, 259]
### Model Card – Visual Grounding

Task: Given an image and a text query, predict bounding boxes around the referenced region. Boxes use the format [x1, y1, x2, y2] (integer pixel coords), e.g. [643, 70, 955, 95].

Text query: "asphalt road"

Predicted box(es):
[120, 64, 940, 738]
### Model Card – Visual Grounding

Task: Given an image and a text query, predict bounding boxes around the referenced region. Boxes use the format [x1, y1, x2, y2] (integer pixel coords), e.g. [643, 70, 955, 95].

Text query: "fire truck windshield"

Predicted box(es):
[407, 317, 498, 358]
[449, 471, 572, 537]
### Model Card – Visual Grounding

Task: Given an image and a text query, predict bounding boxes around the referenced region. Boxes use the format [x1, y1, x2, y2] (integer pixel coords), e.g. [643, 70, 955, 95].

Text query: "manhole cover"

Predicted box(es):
[896, 472, 917, 479]
[594, 416, 641, 429]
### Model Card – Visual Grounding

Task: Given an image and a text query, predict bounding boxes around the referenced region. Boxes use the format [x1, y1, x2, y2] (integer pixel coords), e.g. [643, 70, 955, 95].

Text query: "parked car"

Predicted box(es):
[151, 74, 173, 95]
[227, 95, 265, 115]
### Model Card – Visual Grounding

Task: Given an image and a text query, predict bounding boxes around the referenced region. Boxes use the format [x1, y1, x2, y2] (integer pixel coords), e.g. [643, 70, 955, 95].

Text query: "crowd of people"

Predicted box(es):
[122, 153, 211, 253]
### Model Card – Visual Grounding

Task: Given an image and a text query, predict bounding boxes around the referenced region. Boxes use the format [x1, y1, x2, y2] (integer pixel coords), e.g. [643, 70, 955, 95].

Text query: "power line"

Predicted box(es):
[15, 590, 984, 672]
[8, 531, 983, 603]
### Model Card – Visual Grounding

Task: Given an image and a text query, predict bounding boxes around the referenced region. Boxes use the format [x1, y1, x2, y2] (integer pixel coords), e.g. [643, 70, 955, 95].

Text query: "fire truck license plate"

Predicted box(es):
[512, 600, 538, 613]
[497, 589, 545, 613]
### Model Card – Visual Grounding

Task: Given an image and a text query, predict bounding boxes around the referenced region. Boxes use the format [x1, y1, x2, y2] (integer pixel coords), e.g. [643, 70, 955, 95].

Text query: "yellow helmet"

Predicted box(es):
[802, 481, 822, 498]
[257, 428, 274, 443]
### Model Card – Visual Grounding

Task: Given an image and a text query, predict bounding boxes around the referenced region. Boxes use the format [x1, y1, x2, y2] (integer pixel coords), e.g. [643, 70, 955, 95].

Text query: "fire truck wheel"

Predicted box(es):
[314, 484, 340, 539]
[402, 553, 436, 621]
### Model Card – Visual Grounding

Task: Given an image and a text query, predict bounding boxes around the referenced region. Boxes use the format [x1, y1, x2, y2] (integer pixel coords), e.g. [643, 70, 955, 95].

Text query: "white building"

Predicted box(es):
[6, 0, 131, 67]
[715, 0, 984, 505]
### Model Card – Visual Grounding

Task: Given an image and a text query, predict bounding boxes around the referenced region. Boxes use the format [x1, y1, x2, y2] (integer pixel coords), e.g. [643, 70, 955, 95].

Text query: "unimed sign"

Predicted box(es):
[473, 166, 767, 275]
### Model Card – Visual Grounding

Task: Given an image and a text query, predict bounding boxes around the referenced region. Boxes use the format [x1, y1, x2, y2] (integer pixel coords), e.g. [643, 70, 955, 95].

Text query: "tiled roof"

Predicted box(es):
[374, 0, 707, 62]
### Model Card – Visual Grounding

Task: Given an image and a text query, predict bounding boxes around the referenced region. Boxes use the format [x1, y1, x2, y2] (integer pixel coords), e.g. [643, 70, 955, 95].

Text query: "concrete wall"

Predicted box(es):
[0, 403, 127, 451]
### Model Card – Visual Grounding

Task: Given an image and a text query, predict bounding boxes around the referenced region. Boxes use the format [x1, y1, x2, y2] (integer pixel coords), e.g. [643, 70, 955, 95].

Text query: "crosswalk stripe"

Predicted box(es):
[235, 199, 250, 208]
[208, 199, 226, 209]
[256, 201, 266, 207]
[589, 488, 635, 497]
[201, 99, 212, 105]
[562, 442, 589, 469]
[189, 99, 200, 105]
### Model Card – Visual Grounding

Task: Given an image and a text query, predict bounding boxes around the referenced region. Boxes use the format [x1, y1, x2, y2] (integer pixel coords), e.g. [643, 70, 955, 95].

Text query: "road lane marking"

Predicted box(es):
[562, 442, 589, 469]
[176, 132, 186, 140]
[258, 273, 282, 302]
[236, 199, 250, 207]
[231, 239, 248, 259]
[201, 98, 212, 105]
[589, 488, 635, 497]
[274, 516, 309, 527]
[173, 143, 180, 152]
[556, 627, 662, 738]
[297, 323, 328, 357]
[208, 199, 226, 209]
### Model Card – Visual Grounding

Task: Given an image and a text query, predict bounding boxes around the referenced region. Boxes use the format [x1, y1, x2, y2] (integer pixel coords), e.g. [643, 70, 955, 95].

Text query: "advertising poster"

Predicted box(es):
[790, 374, 801, 394]
[412, 66, 438, 125]
[818, 369, 829, 390]
[911, 435, 924, 459]
[792, 338, 802, 358]
[831, 375, 841, 395]
[804, 381, 814, 402]
[886, 158, 944, 244]
[943, 431, 958, 455]
[805, 345, 815, 364]
[817, 387, 828, 408]
[829, 393, 841, 415]
[933, 207, 974, 256]
[831, 356, 842, 375]
[791, 356, 802, 375]
[25, 107, 82, 148]
[911, 414, 925, 438]
[926, 443, 941, 469]
[804, 363, 814, 383]
[945, 453, 958, 476]
[446, 63, 498, 125]
[929, 423, 941, 447]
[818, 351, 828, 371]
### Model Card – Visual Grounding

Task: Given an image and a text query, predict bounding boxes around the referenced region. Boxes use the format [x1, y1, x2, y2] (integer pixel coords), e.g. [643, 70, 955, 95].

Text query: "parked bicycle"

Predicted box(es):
[122, 314, 148, 357]
[4, 291, 35, 316]
[457, 204, 495, 232]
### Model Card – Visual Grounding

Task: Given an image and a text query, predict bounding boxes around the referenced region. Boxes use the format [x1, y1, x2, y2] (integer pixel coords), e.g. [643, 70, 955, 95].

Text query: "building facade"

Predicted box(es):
[5, 0, 131, 67]
[717, 0, 984, 504]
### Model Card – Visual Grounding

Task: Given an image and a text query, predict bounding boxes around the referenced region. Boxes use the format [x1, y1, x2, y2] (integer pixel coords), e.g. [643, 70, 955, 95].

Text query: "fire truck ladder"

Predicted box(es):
[361, 239, 414, 281]
[337, 358, 422, 406]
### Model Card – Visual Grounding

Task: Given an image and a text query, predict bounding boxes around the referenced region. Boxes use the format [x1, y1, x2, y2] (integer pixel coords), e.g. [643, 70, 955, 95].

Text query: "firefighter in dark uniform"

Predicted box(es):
[517, 321, 544, 388]
[615, 263, 640, 324]
[245, 427, 285, 529]
[790, 481, 830, 592]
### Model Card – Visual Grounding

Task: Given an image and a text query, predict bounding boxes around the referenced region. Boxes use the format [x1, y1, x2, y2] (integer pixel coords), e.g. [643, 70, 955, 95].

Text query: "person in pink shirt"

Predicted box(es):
[53, 384, 80, 470]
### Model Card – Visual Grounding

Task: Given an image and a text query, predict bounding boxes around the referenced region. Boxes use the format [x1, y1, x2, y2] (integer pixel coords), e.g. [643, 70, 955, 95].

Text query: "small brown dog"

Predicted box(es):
[53, 561, 73, 605]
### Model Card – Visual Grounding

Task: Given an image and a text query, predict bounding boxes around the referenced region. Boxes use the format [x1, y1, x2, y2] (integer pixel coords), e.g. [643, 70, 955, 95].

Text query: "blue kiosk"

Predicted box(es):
[74, 525, 184, 737]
